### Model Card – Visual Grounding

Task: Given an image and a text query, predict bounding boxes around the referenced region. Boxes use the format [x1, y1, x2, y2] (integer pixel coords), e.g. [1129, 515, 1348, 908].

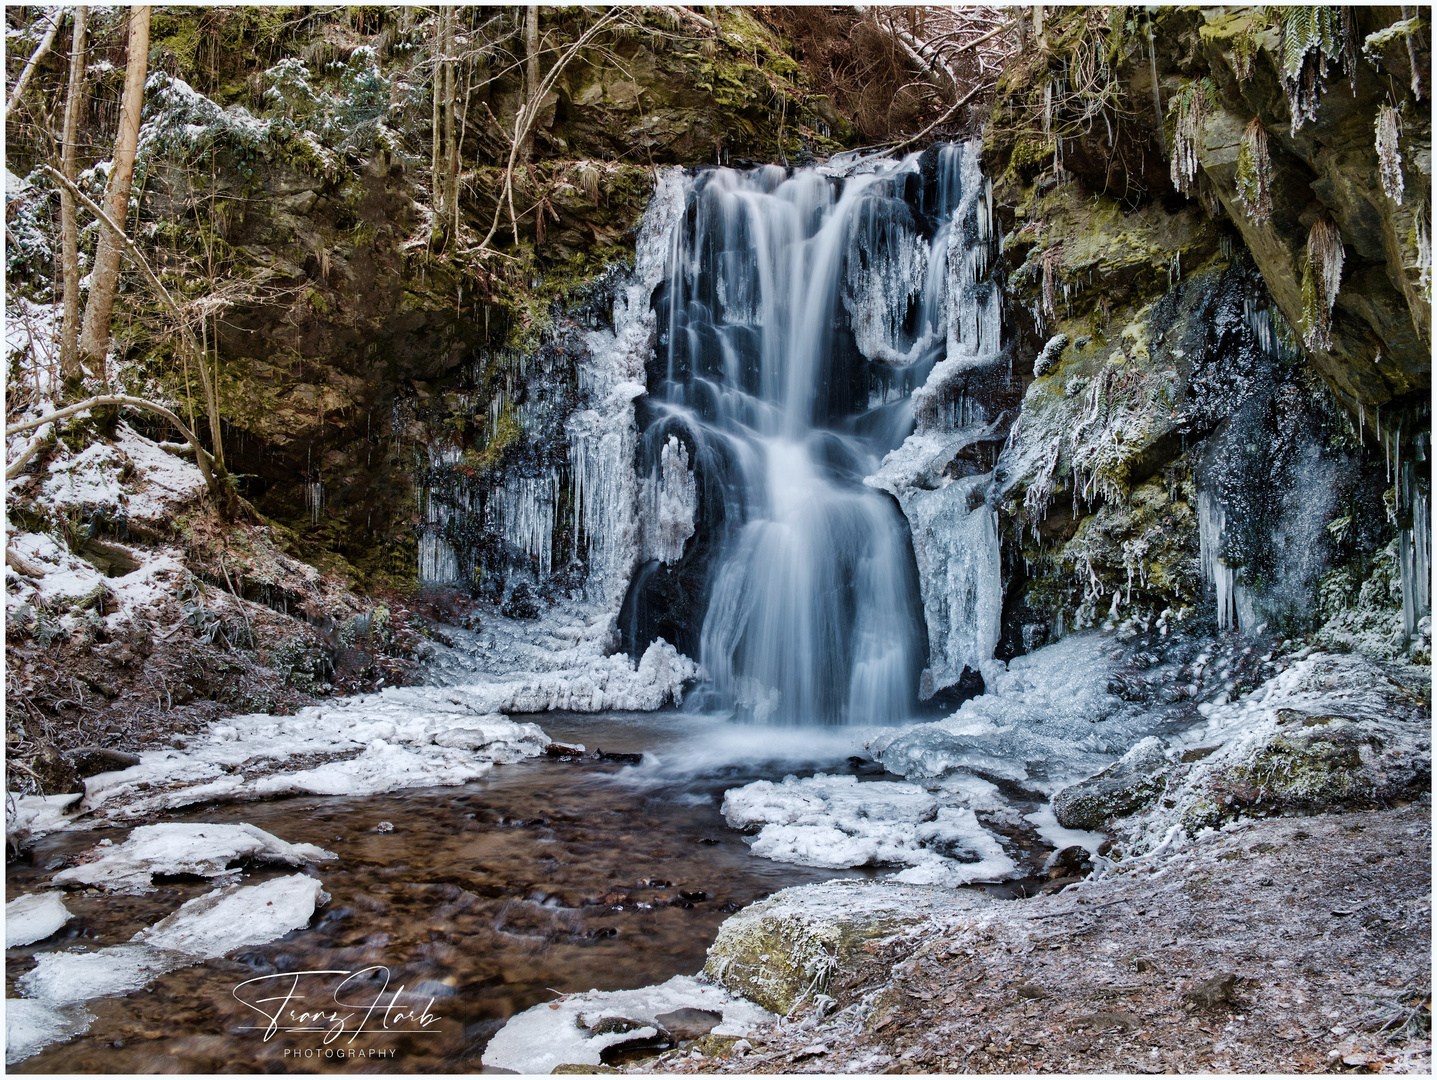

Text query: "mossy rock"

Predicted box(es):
[1052, 736, 1171, 830]
[703, 880, 988, 1015]
[550, 1065, 622, 1075]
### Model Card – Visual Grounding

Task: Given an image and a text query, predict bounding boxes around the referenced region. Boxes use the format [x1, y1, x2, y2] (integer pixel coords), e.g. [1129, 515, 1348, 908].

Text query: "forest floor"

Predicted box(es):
[644, 801, 1432, 1076]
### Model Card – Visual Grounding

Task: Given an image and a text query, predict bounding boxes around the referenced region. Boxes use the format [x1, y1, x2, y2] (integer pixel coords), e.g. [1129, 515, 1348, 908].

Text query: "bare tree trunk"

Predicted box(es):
[78, 5, 150, 384]
[443, 8, 457, 227]
[522, 4, 539, 163]
[431, 8, 443, 218]
[58, 7, 88, 393]
[4, 9, 61, 119]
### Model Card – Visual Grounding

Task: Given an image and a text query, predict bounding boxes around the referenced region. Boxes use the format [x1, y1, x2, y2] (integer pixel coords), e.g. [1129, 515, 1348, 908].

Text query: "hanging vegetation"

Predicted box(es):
[1376, 104, 1404, 204]
[1168, 79, 1213, 197]
[1231, 27, 1260, 83]
[1236, 118, 1274, 225]
[1301, 216, 1345, 349]
[1276, 6, 1356, 134]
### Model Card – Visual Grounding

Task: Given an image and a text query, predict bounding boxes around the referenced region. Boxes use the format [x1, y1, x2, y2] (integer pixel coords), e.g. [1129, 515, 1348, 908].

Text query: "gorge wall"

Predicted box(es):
[7, 6, 1430, 703]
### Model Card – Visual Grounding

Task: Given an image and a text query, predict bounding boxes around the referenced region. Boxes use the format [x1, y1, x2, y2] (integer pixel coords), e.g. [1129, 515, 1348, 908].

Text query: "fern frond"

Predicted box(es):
[1376, 105, 1404, 204]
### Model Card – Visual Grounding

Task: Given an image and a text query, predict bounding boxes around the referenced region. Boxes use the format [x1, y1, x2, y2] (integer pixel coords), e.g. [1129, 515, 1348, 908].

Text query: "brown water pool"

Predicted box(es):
[7, 711, 890, 1073]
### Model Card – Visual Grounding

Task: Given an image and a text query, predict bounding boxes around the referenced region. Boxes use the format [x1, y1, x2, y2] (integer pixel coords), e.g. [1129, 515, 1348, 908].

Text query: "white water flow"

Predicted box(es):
[639, 147, 996, 725]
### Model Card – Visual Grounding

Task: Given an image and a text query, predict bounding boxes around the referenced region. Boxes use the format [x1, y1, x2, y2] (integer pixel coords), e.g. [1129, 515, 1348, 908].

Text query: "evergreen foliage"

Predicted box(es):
[1274, 6, 1356, 134]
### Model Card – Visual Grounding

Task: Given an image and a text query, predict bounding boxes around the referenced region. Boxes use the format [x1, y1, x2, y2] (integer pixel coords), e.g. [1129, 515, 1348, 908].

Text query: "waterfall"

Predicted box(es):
[627, 143, 1001, 724]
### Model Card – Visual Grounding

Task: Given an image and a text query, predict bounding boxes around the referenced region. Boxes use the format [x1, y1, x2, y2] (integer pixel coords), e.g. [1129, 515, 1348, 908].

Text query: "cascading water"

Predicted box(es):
[623, 144, 1004, 725]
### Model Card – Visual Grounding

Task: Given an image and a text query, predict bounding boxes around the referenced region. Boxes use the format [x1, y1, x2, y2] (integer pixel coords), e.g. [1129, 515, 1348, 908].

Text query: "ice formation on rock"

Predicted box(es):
[722, 774, 1017, 885]
[481, 974, 771, 1073]
[569, 166, 689, 608]
[640, 434, 698, 564]
[1199, 489, 1240, 631]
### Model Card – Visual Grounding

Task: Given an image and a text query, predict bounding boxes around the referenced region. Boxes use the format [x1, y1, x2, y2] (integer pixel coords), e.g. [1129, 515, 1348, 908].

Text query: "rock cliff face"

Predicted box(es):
[980, 6, 1429, 663]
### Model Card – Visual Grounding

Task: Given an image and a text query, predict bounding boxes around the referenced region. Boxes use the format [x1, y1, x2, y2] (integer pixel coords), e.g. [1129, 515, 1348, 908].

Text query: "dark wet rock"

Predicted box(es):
[30, 742, 80, 795]
[545, 743, 585, 758]
[501, 583, 542, 621]
[653, 1008, 722, 1040]
[1051, 737, 1170, 830]
[589, 1017, 646, 1036]
[552, 1065, 622, 1075]
[334, 648, 373, 681]
[1045, 845, 1094, 879]
[594, 749, 643, 764]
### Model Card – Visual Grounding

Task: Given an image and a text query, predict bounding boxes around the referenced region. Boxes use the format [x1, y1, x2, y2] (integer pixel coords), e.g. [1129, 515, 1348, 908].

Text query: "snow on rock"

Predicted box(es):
[481, 974, 772, 1074]
[39, 423, 205, 524]
[6, 531, 106, 606]
[5, 892, 71, 948]
[51, 823, 336, 894]
[1102, 651, 1432, 856]
[11, 875, 324, 1062]
[721, 774, 1017, 886]
[870, 632, 1171, 794]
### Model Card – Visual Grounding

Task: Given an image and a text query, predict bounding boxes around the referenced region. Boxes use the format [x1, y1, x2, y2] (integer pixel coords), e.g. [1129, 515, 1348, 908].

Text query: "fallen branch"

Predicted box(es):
[6, 394, 219, 496]
[5, 10, 62, 120]
[886, 78, 992, 156]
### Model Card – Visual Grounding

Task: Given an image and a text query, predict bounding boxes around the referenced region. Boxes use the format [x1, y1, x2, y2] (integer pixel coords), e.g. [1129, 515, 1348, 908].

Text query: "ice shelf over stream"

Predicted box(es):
[7, 874, 325, 1064]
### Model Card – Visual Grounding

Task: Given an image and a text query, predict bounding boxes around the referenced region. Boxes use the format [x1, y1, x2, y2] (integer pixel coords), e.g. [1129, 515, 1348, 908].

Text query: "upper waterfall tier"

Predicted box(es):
[623, 143, 1006, 725]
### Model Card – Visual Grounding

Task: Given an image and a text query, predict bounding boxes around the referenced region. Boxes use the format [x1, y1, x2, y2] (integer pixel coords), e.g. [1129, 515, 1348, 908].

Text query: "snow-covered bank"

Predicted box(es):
[6, 637, 696, 837]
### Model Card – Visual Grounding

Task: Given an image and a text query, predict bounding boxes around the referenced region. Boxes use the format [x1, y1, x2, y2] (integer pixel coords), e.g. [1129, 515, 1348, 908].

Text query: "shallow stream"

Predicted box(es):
[7, 711, 910, 1073]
